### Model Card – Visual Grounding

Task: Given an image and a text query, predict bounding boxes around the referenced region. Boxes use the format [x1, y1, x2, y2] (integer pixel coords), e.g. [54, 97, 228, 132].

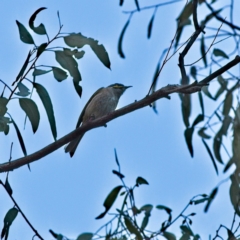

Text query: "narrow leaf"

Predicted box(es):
[114, 148, 120, 168]
[180, 92, 191, 128]
[202, 139, 218, 174]
[37, 42, 48, 57]
[73, 81, 82, 98]
[198, 91, 204, 115]
[76, 233, 93, 240]
[200, 35, 207, 67]
[124, 217, 143, 240]
[204, 187, 218, 212]
[33, 83, 57, 140]
[192, 114, 204, 127]
[222, 92, 233, 116]
[156, 205, 172, 214]
[136, 176, 149, 186]
[52, 67, 68, 82]
[29, 7, 47, 35]
[184, 127, 194, 157]
[32, 68, 52, 76]
[96, 185, 122, 219]
[147, 13, 155, 39]
[213, 131, 223, 164]
[112, 170, 125, 179]
[213, 48, 229, 59]
[5, 176, 13, 195]
[118, 18, 130, 58]
[198, 127, 211, 139]
[19, 98, 40, 133]
[16, 21, 34, 44]
[9, 114, 27, 156]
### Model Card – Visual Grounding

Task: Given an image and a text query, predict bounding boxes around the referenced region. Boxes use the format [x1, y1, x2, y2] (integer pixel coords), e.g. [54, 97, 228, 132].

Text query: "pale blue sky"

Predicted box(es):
[0, 1, 239, 239]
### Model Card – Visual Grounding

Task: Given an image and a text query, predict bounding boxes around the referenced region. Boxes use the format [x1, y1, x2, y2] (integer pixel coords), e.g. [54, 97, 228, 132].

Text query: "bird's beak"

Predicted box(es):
[125, 86, 132, 89]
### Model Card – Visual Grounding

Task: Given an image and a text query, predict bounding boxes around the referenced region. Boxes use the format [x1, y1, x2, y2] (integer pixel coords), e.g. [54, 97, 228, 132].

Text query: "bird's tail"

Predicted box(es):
[64, 134, 84, 157]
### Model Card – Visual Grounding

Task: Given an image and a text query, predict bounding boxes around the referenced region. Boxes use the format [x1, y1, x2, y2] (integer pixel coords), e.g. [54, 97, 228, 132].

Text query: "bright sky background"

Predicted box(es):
[0, 0, 239, 239]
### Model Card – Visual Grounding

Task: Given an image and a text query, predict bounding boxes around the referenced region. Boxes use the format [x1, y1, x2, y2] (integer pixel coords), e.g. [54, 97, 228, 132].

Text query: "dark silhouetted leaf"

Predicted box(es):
[55, 50, 81, 82]
[52, 67, 68, 82]
[136, 176, 149, 186]
[213, 48, 229, 59]
[177, 2, 193, 24]
[198, 127, 211, 139]
[230, 173, 240, 216]
[221, 115, 232, 136]
[156, 205, 172, 214]
[0, 97, 8, 116]
[112, 170, 125, 179]
[180, 225, 194, 236]
[10, 114, 27, 156]
[19, 98, 40, 133]
[118, 18, 130, 58]
[190, 66, 197, 80]
[33, 83, 57, 140]
[198, 91, 204, 115]
[32, 68, 51, 76]
[180, 90, 191, 127]
[5, 176, 13, 195]
[120, 0, 124, 6]
[140, 205, 153, 230]
[200, 35, 207, 67]
[15, 82, 30, 97]
[184, 127, 194, 157]
[73, 81, 82, 98]
[1, 207, 18, 239]
[114, 148, 120, 168]
[147, 13, 155, 39]
[76, 233, 93, 240]
[163, 232, 176, 240]
[49, 229, 67, 240]
[202, 139, 218, 174]
[37, 42, 47, 57]
[201, 85, 214, 99]
[192, 114, 204, 127]
[204, 187, 218, 212]
[223, 157, 234, 173]
[203, 9, 222, 24]
[16, 21, 34, 44]
[96, 185, 122, 219]
[213, 131, 223, 164]
[124, 217, 143, 240]
[64, 33, 110, 69]
[14, 51, 31, 86]
[192, 197, 210, 205]
[223, 92, 233, 116]
[29, 7, 47, 35]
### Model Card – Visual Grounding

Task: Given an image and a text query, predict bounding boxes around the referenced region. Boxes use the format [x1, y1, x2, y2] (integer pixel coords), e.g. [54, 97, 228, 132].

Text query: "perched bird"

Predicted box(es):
[65, 83, 132, 157]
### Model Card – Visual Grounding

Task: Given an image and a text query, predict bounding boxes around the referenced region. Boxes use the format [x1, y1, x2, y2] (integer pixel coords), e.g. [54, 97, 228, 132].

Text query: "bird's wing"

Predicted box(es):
[76, 87, 104, 128]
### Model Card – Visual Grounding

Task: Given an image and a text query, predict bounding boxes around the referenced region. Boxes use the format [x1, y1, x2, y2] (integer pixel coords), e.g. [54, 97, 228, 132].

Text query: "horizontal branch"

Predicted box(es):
[0, 55, 240, 172]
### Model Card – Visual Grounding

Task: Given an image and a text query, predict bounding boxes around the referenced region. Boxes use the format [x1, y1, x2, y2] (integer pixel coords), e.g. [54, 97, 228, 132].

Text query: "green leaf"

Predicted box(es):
[19, 98, 40, 133]
[202, 139, 218, 174]
[96, 185, 122, 219]
[49, 230, 68, 240]
[203, 9, 222, 24]
[201, 85, 214, 99]
[200, 35, 207, 67]
[64, 33, 110, 69]
[184, 127, 194, 157]
[16, 21, 34, 44]
[163, 232, 177, 240]
[37, 42, 47, 57]
[1, 207, 18, 239]
[180, 225, 194, 236]
[52, 67, 68, 82]
[136, 176, 149, 186]
[213, 48, 229, 59]
[29, 7, 47, 35]
[118, 18, 130, 58]
[198, 91, 204, 115]
[33, 83, 57, 140]
[147, 13, 155, 39]
[76, 233, 93, 240]
[0, 97, 8, 116]
[213, 131, 223, 164]
[223, 92, 233, 116]
[204, 187, 218, 212]
[1, 117, 10, 135]
[156, 205, 172, 214]
[112, 170, 125, 179]
[192, 114, 204, 127]
[55, 50, 81, 83]
[124, 217, 143, 240]
[177, 1, 193, 25]
[190, 66, 197, 80]
[114, 148, 120, 168]
[15, 82, 30, 97]
[5, 176, 13, 195]
[180, 91, 191, 128]
[32, 68, 52, 76]
[221, 115, 232, 136]
[230, 174, 240, 216]
[73, 81, 82, 98]
[198, 127, 211, 139]
[14, 51, 31, 85]
[9, 114, 27, 156]
[192, 197, 210, 205]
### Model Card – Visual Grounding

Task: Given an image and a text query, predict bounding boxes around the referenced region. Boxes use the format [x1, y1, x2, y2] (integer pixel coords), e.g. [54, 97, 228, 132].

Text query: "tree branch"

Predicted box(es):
[0, 55, 240, 173]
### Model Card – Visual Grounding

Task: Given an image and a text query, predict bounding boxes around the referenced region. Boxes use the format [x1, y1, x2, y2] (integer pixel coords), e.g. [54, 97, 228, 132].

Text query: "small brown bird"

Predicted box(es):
[65, 83, 132, 157]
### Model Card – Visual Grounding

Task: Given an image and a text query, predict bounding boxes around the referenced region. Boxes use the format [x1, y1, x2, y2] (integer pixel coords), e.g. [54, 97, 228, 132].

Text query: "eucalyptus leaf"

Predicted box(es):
[16, 21, 34, 44]
[29, 7, 47, 35]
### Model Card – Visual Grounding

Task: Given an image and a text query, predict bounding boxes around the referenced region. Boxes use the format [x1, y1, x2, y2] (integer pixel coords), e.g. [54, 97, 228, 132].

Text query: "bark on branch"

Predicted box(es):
[0, 55, 240, 172]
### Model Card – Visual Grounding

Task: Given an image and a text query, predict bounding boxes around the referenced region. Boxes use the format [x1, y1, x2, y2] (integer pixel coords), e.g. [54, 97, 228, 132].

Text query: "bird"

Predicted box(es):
[65, 83, 132, 157]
